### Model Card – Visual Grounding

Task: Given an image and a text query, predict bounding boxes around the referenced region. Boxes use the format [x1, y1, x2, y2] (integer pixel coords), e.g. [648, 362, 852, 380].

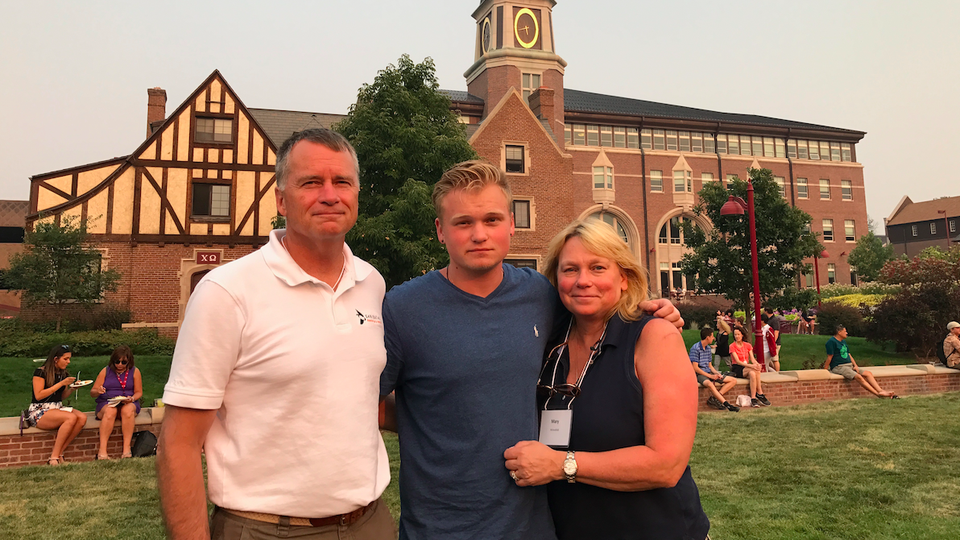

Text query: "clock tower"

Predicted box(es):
[466, 0, 566, 137]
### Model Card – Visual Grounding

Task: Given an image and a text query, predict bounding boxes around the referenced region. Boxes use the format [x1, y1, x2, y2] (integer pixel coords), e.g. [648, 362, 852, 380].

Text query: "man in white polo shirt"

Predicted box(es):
[157, 129, 394, 540]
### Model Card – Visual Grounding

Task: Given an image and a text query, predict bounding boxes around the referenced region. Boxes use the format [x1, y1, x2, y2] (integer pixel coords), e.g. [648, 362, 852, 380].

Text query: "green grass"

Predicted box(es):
[0, 356, 172, 417]
[681, 330, 916, 371]
[2, 394, 958, 539]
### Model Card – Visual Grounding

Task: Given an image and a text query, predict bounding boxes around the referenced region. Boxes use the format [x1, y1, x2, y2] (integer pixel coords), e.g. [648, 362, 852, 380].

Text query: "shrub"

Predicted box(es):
[817, 281, 899, 300]
[864, 284, 960, 356]
[816, 301, 866, 337]
[767, 287, 818, 312]
[826, 293, 887, 308]
[676, 296, 733, 330]
[0, 326, 174, 357]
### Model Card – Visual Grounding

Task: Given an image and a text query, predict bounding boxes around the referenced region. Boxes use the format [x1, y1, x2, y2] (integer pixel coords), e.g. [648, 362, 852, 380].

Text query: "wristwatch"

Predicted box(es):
[562, 451, 577, 483]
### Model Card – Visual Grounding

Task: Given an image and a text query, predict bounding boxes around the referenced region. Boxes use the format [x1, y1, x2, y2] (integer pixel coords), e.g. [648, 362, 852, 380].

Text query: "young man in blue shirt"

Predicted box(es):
[690, 327, 740, 412]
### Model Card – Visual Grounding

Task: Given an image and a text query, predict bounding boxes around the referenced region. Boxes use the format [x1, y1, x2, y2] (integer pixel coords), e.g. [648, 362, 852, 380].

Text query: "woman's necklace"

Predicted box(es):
[117, 369, 130, 389]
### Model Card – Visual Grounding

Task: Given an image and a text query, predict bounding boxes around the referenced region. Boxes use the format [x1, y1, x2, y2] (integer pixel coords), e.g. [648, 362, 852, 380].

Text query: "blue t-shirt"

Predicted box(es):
[380, 265, 560, 540]
[688, 341, 713, 371]
[826, 337, 850, 369]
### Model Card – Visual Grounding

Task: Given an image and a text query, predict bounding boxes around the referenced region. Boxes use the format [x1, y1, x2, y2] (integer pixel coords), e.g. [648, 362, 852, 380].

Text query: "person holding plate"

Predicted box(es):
[27, 344, 88, 465]
[91, 345, 143, 459]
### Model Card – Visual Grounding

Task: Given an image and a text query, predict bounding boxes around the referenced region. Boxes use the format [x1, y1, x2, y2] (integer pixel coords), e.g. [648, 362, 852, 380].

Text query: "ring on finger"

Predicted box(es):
[509, 471, 518, 481]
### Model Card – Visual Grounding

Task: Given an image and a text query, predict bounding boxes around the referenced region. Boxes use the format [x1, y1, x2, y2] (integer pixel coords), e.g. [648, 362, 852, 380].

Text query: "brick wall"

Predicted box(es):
[0, 423, 161, 468]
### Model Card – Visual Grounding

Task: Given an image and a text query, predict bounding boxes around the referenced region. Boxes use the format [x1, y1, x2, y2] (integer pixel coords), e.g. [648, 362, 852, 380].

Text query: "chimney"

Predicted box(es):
[529, 87, 558, 144]
[146, 87, 167, 137]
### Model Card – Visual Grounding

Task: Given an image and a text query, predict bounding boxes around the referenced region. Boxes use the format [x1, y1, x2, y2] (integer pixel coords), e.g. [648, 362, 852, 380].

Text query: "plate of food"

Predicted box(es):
[69, 380, 93, 388]
[107, 395, 127, 403]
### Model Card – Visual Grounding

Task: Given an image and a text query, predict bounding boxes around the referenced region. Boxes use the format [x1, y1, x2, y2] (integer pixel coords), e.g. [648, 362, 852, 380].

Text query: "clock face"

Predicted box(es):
[481, 17, 492, 54]
[514, 8, 539, 49]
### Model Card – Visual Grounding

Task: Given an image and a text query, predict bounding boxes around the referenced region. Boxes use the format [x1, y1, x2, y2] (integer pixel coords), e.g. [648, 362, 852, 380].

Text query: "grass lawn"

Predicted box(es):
[0, 356, 173, 417]
[2, 393, 958, 539]
[680, 330, 916, 371]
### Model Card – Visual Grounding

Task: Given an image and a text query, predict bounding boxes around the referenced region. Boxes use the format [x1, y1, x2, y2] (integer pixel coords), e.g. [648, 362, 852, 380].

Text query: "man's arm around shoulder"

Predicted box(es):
[157, 405, 218, 540]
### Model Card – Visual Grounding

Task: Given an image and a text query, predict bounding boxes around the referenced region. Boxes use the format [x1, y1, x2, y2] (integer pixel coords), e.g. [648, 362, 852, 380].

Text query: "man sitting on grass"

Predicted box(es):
[690, 327, 740, 412]
[824, 325, 898, 399]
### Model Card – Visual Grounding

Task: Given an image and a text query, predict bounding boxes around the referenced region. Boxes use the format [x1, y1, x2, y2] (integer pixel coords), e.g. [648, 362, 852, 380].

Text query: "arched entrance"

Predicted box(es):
[653, 211, 709, 298]
[578, 205, 640, 256]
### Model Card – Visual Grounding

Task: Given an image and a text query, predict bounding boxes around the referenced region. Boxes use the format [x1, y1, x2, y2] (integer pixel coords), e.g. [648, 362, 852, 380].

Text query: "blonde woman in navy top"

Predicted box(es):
[505, 219, 710, 540]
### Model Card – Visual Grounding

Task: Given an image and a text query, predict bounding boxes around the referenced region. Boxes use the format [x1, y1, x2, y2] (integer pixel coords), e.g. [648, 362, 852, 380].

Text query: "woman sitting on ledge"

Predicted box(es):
[91, 345, 143, 459]
[26, 345, 88, 465]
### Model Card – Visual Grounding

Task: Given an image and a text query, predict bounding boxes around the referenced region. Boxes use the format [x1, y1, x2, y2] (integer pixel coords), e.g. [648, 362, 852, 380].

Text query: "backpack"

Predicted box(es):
[130, 430, 158, 457]
[937, 336, 948, 365]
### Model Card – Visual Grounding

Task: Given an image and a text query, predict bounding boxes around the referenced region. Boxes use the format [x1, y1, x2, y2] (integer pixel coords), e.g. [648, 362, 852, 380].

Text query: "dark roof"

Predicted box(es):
[247, 108, 347, 147]
[442, 90, 484, 103]
[563, 89, 864, 135]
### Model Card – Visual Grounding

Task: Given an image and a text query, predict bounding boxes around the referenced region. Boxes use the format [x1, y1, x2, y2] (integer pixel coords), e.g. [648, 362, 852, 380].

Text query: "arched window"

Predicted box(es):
[593, 211, 629, 245]
[658, 216, 698, 245]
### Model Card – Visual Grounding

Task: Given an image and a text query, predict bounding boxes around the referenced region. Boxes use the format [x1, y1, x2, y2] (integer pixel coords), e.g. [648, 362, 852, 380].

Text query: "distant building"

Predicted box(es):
[0, 200, 28, 314]
[884, 195, 960, 257]
[25, 0, 871, 333]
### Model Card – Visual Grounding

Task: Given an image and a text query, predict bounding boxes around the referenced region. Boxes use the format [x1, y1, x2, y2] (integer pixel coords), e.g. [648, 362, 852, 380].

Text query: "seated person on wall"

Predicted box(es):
[824, 325, 898, 398]
[25, 345, 88, 466]
[690, 327, 740, 412]
[729, 326, 770, 408]
[944, 321, 960, 369]
[91, 345, 143, 459]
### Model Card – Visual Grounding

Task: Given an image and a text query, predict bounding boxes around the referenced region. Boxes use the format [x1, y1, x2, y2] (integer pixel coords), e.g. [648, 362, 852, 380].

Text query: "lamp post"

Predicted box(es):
[720, 182, 764, 369]
[813, 249, 829, 308]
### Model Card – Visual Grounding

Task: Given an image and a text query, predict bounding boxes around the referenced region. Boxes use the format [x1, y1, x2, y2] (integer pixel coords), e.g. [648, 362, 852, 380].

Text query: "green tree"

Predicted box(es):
[847, 230, 894, 282]
[680, 168, 821, 328]
[334, 54, 478, 288]
[6, 216, 121, 331]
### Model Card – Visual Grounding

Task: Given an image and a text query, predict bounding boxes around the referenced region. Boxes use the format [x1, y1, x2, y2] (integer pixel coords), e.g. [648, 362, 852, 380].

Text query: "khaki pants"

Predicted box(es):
[211, 497, 396, 540]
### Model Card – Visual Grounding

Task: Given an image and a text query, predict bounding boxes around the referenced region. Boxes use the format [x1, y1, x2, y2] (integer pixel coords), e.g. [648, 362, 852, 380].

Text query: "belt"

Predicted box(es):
[222, 500, 376, 528]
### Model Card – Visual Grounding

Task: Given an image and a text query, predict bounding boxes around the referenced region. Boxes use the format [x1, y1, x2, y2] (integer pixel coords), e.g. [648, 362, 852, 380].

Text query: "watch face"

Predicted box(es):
[563, 460, 577, 475]
[514, 8, 539, 49]
[481, 17, 492, 54]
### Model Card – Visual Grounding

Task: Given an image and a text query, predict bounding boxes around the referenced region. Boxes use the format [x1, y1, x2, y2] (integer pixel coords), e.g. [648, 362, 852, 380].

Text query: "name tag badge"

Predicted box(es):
[538, 409, 573, 448]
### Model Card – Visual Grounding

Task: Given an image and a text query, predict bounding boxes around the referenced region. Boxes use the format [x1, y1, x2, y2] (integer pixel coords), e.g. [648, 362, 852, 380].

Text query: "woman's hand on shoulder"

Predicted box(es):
[639, 299, 684, 329]
[503, 441, 564, 487]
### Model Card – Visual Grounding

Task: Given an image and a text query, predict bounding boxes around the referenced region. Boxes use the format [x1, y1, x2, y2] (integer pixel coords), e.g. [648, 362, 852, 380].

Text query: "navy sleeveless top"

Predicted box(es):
[539, 315, 710, 540]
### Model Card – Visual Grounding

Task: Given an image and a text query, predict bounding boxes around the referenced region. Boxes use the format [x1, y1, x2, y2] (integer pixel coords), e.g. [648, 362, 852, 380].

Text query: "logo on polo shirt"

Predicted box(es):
[356, 310, 383, 326]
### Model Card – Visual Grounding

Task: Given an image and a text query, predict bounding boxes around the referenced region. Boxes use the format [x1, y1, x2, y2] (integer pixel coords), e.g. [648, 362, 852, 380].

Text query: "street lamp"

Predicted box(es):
[719, 183, 764, 369]
[813, 249, 829, 308]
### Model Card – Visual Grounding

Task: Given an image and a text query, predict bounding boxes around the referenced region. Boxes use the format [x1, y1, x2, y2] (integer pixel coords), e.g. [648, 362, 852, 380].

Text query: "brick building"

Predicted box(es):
[884, 195, 959, 257]
[25, 0, 871, 331]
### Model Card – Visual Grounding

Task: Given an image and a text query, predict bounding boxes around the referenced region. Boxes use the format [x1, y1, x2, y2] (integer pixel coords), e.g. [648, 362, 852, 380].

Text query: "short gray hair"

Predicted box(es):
[275, 128, 359, 190]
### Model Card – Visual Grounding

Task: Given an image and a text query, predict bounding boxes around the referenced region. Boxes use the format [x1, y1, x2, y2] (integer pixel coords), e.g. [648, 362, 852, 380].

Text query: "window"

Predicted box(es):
[702, 172, 714, 183]
[691, 133, 703, 153]
[841, 180, 853, 201]
[600, 126, 613, 147]
[931, 222, 937, 235]
[564, 125, 571, 146]
[505, 145, 525, 173]
[823, 219, 834, 242]
[728, 135, 739, 155]
[742, 136, 753, 156]
[845, 220, 855, 242]
[513, 200, 531, 229]
[774, 177, 786, 198]
[775, 138, 785, 158]
[640, 129, 652, 149]
[670, 217, 682, 244]
[521, 72, 541, 103]
[805, 272, 814, 287]
[593, 166, 613, 189]
[586, 125, 599, 146]
[830, 142, 841, 161]
[674, 171, 686, 193]
[192, 184, 231, 217]
[716, 134, 727, 154]
[797, 178, 808, 199]
[820, 179, 830, 200]
[704, 134, 715, 153]
[650, 170, 663, 192]
[653, 130, 665, 150]
[951, 220, 957, 233]
[752, 136, 762, 156]
[195, 117, 233, 144]
[506, 258, 537, 270]
[850, 267, 858, 287]
[763, 138, 774, 157]
[827, 263, 836, 284]
[725, 174, 737, 187]
[841, 143, 852, 162]
[679, 132, 690, 152]
[613, 127, 626, 148]
[821, 142, 831, 161]
[596, 212, 630, 244]
[911, 225, 918, 237]
[666, 131, 678, 151]
[787, 139, 797, 159]
[572, 124, 585, 146]
[808, 141, 819, 160]
[797, 140, 808, 159]
[627, 128, 639, 149]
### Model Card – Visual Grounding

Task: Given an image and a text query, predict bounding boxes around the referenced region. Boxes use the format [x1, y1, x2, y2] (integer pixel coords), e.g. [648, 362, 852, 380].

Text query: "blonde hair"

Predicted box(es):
[432, 160, 512, 219]
[542, 218, 649, 321]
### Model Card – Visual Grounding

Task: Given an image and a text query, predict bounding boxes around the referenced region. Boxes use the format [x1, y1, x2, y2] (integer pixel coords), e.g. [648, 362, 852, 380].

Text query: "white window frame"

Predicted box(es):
[931, 222, 937, 235]
[512, 198, 534, 230]
[503, 143, 528, 175]
[797, 178, 808, 199]
[841, 180, 853, 201]
[650, 170, 663, 193]
[911, 224, 918, 237]
[521, 72, 542, 104]
[823, 219, 834, 242]
[845, 220, 855, 242]
[820, 179, 831, 200]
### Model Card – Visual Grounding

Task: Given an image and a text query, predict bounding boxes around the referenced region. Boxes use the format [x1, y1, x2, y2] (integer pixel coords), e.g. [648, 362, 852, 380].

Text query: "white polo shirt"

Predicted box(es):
[163, 230, 389, 518]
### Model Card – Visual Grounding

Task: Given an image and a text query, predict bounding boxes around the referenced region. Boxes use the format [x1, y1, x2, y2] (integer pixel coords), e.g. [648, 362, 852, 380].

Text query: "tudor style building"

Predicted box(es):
[26, 0, 871, 332]
[884, 195, 960, 257]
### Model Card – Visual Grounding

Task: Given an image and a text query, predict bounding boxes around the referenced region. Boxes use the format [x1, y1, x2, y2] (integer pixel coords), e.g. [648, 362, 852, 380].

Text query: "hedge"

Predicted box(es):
[0, 327, 175, 357]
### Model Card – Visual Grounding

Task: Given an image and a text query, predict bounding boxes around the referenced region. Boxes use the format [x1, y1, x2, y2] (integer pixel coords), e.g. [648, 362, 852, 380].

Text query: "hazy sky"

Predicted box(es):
[2, 1, 957, 228]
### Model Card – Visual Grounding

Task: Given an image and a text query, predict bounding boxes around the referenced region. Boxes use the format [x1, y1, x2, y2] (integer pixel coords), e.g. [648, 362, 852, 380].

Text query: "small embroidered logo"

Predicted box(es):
[534, 325, 539, 337]
[355, 310, 383, 326]
[356, 310, 367, 325]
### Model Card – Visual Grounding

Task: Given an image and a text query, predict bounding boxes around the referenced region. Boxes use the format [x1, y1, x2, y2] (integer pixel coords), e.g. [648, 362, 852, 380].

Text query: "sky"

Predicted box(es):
[1, 0, 957, 229]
